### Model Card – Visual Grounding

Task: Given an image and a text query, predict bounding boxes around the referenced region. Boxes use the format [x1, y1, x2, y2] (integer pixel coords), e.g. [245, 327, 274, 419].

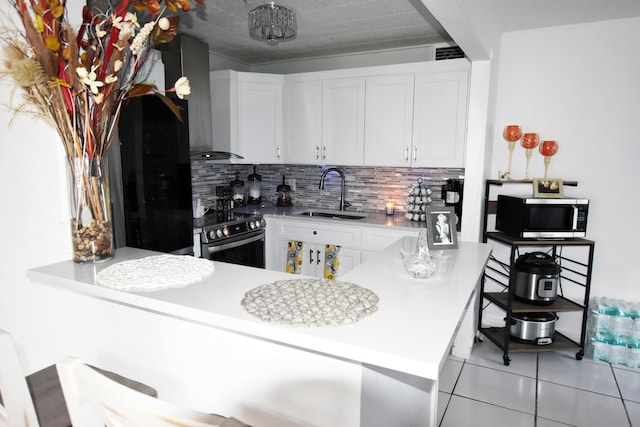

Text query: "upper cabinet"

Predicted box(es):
[210, 71, 284, 164]
[238, 75, 284, 164]
[321, 77, 366, 166]
[212, 60, 470, 167]
[283, 77, 365, 166]
[282, 80, 322, 164]
[411, 71, 468, 168]
[363, 74, 415, 166]
[364, 70, 468, 168]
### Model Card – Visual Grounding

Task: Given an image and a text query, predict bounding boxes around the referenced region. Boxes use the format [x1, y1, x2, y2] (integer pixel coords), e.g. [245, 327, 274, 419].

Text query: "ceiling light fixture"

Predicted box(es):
[248, 2, 296, 46]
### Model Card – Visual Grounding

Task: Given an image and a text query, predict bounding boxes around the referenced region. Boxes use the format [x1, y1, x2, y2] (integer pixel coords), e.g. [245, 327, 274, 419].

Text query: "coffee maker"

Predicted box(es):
[442, 178, 464, 231]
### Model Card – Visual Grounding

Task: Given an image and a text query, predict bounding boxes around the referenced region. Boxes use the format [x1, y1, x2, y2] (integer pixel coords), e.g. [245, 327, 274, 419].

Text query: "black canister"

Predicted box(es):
[513, 252, 560, 304]
[276, 175, 292, 207]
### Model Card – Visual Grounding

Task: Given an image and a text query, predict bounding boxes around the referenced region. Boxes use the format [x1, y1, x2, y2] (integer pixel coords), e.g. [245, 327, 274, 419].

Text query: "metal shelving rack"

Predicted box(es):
[479, 179, 595, 365]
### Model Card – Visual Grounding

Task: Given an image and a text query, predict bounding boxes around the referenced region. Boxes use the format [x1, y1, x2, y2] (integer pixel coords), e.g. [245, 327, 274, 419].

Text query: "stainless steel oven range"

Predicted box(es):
[196, 211, 266, 268]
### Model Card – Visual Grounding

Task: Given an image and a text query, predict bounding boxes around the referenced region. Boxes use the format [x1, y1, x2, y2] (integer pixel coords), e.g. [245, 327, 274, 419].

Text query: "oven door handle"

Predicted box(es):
[205, 232, 265, 254]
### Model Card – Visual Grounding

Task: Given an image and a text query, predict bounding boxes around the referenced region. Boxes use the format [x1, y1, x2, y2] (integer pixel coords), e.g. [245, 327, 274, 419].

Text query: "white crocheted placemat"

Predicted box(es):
[96, 255, 214, 292]
[241, 278, 379, 327]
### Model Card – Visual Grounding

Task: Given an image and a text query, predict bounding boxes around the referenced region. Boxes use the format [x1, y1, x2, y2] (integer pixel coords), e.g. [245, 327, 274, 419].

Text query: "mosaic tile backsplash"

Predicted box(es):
[191, 162, 464, 215]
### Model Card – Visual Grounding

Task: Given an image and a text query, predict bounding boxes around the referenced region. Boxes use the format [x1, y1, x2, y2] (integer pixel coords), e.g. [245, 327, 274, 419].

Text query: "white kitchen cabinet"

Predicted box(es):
[363, 70, 468, 167]
[210, 71, 283, 164]
[213, 61, 468, 167]
[363, 74, 415, 166]
[283, 80, 323, 164]
[238, 75, 283, 164]
[283, 77, 365, 166]
[270, 218, 362, 279]
[291, 242, 360, 278]
[411, 71, 468, 167]
[321, 77, 365, 166]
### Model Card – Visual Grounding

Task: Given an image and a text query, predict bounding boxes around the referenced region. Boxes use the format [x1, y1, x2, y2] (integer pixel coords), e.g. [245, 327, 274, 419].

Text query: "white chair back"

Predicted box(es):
[0, 329, 40, 427]
[56, 356, 236, 427]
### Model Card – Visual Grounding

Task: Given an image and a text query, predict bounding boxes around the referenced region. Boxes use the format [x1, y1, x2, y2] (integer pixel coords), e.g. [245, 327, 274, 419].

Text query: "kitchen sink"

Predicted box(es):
[292, 209, 369, 220]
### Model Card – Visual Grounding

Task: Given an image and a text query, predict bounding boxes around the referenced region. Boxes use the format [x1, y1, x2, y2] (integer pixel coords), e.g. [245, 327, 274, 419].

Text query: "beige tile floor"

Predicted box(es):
[438, 341, 640, 426]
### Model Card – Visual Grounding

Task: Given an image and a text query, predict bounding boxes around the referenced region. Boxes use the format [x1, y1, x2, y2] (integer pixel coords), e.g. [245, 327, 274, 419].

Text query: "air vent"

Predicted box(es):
[435, 46, 465, 61]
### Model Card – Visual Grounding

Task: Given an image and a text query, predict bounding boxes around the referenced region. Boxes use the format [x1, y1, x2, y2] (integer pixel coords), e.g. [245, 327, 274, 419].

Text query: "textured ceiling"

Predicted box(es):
[178, 0, 452, 64]
[177, 0, 640, 65]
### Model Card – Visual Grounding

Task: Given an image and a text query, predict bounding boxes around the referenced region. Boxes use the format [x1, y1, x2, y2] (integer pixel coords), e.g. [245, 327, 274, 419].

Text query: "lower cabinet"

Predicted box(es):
[276, 240, 360, 279]
[269, 219, 362, 279]
[267, 217, 419, 279]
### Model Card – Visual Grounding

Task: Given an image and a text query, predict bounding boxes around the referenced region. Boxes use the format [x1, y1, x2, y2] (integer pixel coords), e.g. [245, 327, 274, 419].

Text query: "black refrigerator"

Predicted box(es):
[114, 95, 193, 254]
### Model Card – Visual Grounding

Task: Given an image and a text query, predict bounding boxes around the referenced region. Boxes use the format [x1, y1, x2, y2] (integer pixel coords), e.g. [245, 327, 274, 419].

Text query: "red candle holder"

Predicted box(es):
[503, 125, 522, 177]
[539, 140, 559, 179]
[521, 133, 539, 179]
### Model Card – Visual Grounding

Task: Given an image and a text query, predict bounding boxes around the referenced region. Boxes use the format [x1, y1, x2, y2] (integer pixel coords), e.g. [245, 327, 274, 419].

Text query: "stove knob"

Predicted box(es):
[222, 227, 229, 236]
[208, 230, 216, 240]
[260, 219, 266, 227]
[249, 221, 256, 230]
[216, 229, 223, 238]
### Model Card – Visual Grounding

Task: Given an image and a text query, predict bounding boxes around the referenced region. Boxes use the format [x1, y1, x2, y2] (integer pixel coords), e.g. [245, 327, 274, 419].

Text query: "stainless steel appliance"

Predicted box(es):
[513, 252, 560, 304]
[197, 212, 266, 268]
[496, 195, 589, 239]
[510, 312, 557, 345]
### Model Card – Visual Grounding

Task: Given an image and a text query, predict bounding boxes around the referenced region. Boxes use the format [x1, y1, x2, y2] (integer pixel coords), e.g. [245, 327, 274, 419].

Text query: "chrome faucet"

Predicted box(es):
[318, 167, 350, 211]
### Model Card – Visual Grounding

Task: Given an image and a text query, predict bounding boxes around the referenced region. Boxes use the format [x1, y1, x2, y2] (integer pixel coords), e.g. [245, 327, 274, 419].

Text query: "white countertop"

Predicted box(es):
[27, 238, 491, 380]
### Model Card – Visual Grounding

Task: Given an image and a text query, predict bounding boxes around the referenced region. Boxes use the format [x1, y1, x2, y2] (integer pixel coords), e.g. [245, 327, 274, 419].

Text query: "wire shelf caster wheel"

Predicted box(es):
[503, 354, 511, 366]
[576, 351, 584, 360]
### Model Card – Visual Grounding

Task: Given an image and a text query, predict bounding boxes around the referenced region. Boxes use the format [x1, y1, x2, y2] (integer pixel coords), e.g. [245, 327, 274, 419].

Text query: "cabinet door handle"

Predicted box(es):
[309, 249, 314, 264]
[413, 146, 418, 162]
[277, 145, 281, 159]
[315, 145, 320, 160]
[322, 146, 327, 160]
[317, 250, 321, 265]
[404, 146, 409, 162]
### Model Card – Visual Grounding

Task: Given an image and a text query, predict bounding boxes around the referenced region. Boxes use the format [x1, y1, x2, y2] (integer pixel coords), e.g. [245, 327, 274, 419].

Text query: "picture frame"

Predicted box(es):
[533, 178, 564, 198]
[425, 206, 458, 250]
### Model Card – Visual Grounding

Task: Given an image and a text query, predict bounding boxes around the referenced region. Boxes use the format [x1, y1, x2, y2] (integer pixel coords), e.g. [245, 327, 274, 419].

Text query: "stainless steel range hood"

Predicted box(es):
[161, 34, 242, 161]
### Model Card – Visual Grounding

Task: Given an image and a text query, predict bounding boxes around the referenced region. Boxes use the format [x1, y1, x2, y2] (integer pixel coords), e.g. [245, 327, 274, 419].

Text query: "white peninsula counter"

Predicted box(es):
[28, 238, 491, 427]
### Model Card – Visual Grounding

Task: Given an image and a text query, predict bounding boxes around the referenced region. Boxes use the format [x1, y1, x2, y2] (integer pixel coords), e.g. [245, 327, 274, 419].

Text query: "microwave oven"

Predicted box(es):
[496, 195, 589, 239]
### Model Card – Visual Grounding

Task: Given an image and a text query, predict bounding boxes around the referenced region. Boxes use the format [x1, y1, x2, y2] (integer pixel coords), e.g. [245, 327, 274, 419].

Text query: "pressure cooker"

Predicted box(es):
[513, 252, 560, 304]
[510, 312, 557, 345]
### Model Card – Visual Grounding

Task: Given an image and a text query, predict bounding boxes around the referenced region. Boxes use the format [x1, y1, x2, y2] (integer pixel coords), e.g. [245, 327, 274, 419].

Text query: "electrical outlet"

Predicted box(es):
[286, 178, 296, 191]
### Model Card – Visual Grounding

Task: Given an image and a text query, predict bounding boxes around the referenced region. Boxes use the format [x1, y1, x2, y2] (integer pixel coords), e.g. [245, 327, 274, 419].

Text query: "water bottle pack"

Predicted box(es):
[587, 297, 640, 368]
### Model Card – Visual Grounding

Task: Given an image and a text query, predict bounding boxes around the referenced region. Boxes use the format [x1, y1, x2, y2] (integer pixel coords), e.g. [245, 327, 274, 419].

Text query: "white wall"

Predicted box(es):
[490, 17, 640, 300]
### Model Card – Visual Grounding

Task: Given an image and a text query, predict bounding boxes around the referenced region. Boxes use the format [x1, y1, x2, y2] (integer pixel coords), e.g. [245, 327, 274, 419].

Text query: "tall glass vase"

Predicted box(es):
[66, 156, 114, 263]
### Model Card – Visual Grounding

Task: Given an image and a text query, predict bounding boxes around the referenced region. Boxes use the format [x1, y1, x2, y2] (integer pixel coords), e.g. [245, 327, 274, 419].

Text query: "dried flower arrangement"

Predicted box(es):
[0, 0, 204, 261]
